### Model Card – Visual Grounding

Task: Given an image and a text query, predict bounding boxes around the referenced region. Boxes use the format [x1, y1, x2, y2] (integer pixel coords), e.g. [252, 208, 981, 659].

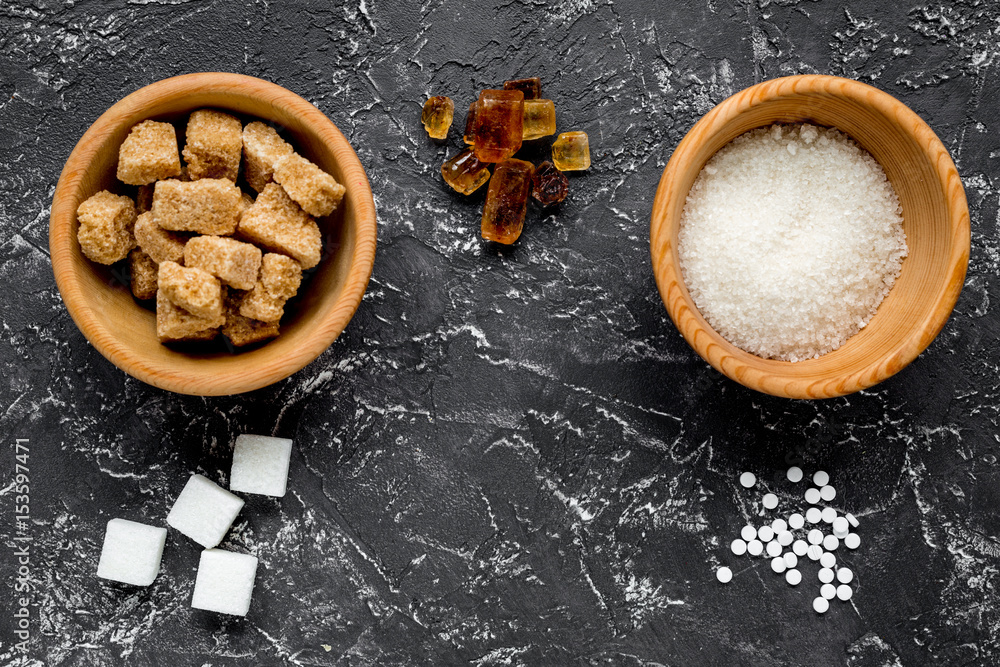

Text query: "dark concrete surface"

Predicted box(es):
[1, 0, 998, 665]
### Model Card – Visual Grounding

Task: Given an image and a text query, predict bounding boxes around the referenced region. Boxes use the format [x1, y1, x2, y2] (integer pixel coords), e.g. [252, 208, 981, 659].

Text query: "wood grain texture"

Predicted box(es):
[650, 74, 970, 399]
[49, 73, 377, 396]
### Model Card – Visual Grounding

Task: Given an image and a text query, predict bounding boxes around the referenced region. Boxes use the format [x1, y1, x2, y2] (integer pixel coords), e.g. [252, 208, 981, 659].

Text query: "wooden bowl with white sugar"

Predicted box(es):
[50, 73, 377, 396]
[650, 75, 969, 399]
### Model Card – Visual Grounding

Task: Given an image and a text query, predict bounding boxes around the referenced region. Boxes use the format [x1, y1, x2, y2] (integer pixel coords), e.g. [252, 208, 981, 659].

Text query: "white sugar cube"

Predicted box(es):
[96, 518, 167, 586]
[230, 434, 293, 497]
[191, 549, 259, 616]
[167, 474, 244, 548]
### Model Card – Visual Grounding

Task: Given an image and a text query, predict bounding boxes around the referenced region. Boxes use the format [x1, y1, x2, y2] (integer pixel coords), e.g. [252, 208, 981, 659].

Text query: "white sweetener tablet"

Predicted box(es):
[819, 567, 835, 583]
[813, 596, 829, 613]
[806, 508, 823, 524]
[787, 466, 803, 483]
[820, 552, 836, 569]
[731, 539, 748, 556]
[786, 569, 802, 586]
[762, 493, 779, 510]
[837, 567, 854, 584]
[820, 485, 836, 502]
[820, 583, 837, 600]
[813, 471, 830, 486]
[758, 526, 775, 543]
[788, 513, 805, 530]
[741, 525, 757, 542]
[740, 472, 757, 488]
[844, 533, 861, 550]
[771, 556, 787, 574]
[766, 540, 782, 558]
[823, 535, 840, 551]
[717, 566, 733, 583]
[747, 539, 764, 556]
[821, 507, 837, 524]
[805, 487, 821, 505]
[837, 584, 853, 601]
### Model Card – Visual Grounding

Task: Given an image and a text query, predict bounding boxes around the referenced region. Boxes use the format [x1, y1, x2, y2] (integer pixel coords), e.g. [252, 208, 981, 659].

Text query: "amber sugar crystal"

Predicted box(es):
[503, 77, 541, 100]
[463, 103, 476, 145]
[530, 161, 569, 207]
[523, 99, 556, 140]
[472, 90, 524, 163]
[441, 149, 491, 195]
[421, 96, 454, 140]
[551, 131, 591, 171]
[481, 159, 534, 244]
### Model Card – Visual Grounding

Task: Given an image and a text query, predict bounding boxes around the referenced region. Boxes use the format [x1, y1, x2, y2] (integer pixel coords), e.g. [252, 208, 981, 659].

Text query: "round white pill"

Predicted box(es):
[757, 526, 774, 543]
[820, 583, 837, 599]
[833, 517, 850, 537]
[788, 513, 804, 530]
[771, 518, 787, 533]
[741, 525, 757, 542]
[813, 470, 830, 486]
[837, 567, 853, 583]
[846, 512, 860, 528]
[777, 531, 793, 547]
[820, 485, 836, 501]
[819, 567, 834, 583]
[806, 507, 823, 524]
[807, 544, 823, 561]
[787, 466, 803, 483]
[783, 552, 798, 568]
[821, 507, 837, 523]
[786, 568, 802, 586]
[762, 493, 779, 510]
[740, 472, 757, 488]
[731, 539, 748, 556]
[844, 533, 861, 550]
[820, 552, 836, 569]
[823, 535, 839, 551]
[717, 566, 733, 583]
[747, 539, 764, 556]
[793, 540, 808, 556]
[805, 487, 821, 504]
[813, 596, 830, 613]
[771, 556, 786, 573]
[837, 584, 853, 601]
[766, 540, 782, 557]
[807, 529, 823, 545]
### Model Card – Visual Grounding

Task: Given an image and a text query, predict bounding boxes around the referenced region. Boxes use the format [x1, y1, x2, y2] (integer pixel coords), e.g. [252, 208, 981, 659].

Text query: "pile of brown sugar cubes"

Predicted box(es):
[75, 109, 346, 347]
[420, 76, 591, 245]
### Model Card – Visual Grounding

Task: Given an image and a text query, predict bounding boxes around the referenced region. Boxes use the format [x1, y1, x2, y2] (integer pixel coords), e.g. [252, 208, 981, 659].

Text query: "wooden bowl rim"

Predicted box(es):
[49, 72, 377, 396]
[649, 74, 970, 399]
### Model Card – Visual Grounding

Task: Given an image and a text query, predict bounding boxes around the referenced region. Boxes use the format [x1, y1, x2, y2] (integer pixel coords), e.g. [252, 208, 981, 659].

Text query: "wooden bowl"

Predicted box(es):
[50, 73, 377, 396]
[650, 75, 969, 399]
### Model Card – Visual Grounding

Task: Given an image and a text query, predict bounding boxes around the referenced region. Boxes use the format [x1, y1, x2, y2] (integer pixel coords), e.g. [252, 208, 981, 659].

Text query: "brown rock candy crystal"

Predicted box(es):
[522, 99, 556, 140]
[472, 90, 524, 163]
[463, 102, 476, 145]
[530, 161, 569, 207]
[481, 159, 534, 244]
[421, 96, 454, 140]
[551, 131, 591, 171]
[503, 77, 541, 100]
[441, 149, 491, 195]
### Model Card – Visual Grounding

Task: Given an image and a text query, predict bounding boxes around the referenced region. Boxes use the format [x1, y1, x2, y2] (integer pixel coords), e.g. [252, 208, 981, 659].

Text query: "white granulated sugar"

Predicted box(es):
[678, 124, 907, 361]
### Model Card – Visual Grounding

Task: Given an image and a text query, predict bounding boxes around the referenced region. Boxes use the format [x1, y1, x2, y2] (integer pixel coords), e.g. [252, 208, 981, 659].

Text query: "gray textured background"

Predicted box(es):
[2, 0, 999, 665]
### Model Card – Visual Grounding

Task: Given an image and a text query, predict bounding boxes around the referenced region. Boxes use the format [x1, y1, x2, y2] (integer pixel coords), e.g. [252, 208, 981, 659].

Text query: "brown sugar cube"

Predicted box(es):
[76, 190, 137, 265]
[129, 249, 158, 300]
[134, 211, 186, 264]
[237, 183, 322, 268]
[183, 235, 262, 291]
[260, 253, 302, 299]
[242, 121, 294, 192]
[152, 178, 242, 235]
[272, 153, 345, 217]
[223, 291, 279, 346]
[239, 192, 254, 221]
[157, 260, 223, 320]
[183, 109, 243, 181]
[239, 281, 285, 322]
[136, 184, 154, 213]
[117, 120, 182, 185]
[156, 291, 224, 343]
